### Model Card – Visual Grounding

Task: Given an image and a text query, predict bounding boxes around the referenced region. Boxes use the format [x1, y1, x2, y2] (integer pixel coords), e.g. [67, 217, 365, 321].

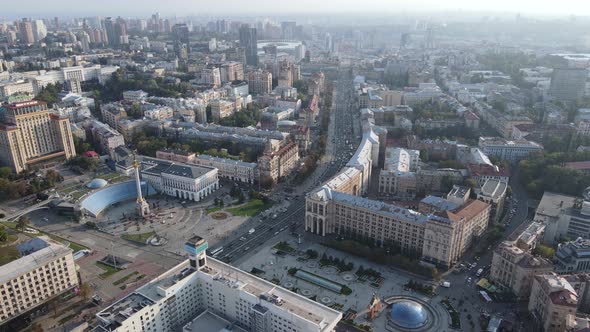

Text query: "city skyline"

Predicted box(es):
[3, 0, 590, 18]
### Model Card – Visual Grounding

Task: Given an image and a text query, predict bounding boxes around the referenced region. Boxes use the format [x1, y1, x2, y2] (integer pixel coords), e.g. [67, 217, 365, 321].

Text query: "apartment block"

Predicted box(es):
[0, 236, 78, 325]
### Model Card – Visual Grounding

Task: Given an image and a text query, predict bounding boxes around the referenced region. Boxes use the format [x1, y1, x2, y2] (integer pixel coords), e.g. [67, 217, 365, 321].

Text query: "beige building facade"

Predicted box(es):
[305, 188, 490, 268]
[0, 100, 76, 173]
[0, 236, 78, 324]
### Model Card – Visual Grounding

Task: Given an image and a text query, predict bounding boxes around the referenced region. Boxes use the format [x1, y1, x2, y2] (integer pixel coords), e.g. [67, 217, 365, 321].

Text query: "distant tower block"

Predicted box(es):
[133, 158, 150, 218]
[184, 235, 208, 269]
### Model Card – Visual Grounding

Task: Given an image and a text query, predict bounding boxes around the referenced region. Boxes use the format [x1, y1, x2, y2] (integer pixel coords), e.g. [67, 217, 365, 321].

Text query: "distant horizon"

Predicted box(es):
[2, 0, 590, 21]
[0, 11, 588, 25]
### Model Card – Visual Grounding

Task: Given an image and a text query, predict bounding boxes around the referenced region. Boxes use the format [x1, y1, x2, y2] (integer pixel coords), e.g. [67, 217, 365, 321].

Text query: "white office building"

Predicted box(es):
[478, 137, 544, 163]
[95, 236, 342, 332]
[193, 154, 258, 184]
[140, 157, 219, 202]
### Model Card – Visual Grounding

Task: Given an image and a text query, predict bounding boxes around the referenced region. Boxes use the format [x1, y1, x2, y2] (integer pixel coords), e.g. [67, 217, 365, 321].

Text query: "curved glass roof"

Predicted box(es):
[389, 300, 428, 329]
[80, 181, 154, 217]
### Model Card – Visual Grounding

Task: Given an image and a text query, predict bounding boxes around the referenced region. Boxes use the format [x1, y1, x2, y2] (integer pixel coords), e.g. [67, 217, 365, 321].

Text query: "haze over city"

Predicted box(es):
[4, 0, 590, 17]
[2, 1, 590, 332]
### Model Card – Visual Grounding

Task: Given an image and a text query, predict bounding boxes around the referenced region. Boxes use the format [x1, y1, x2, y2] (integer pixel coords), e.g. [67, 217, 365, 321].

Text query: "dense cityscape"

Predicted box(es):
[2, 1, 590, 332]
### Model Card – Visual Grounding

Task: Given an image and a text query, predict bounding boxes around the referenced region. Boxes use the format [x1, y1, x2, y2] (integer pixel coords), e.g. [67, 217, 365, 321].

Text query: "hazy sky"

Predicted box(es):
[4, 0, 590, 18]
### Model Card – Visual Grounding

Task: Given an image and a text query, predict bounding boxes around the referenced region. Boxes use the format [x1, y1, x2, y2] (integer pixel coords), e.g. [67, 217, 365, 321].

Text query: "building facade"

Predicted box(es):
[555, 238, 590, 274]
[140, 157, 219, 202]
[528, 273, 578, 332]
[0, 100, 76, 173]
[0, 236, 78, 325]
[305, 187, 490, 268]
[210, 99, 235, 121]
[478, 137, 543, 163]
[490, 241, 553, 300]
[95, 236, 341, 332]
[534, 191, 590, 245]
[248, 70, 272, 95]
[258, 141, 299, 183]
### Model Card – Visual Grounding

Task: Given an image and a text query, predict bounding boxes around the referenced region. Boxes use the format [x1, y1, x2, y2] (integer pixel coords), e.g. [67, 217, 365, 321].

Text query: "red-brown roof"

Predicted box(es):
[468, 163, 511, 177]
[549, 289, 578, 307]
[564, 161, 590, 171]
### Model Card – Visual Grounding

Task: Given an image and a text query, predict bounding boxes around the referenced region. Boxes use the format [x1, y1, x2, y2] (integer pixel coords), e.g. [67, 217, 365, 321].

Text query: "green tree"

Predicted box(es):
[0, 226, 8, 242]
[78, 282, 91, 302]
[533, 244, 556, 259]
[0, 167, 12, 179]
[16, 215, 31, 231]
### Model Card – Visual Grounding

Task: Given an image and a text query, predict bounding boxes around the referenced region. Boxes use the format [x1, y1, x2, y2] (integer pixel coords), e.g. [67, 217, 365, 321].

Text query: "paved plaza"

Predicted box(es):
[237, 237, 454, 332]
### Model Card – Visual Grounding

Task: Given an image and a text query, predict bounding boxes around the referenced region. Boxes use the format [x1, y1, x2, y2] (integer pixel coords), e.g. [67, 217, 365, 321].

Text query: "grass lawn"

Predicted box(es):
[101, 172, 120, 181]
[113, 271, 140, 286]
[71, 189, 90, 200]
[68, 241, 88, 252]
[57, 313, 77, 325]
[121, 231, 155, 244]
[0, 234, 18, 245]
[60, 185, 82, 194]
[0, 245, 20, 266]
[227, 199, 272, 217]
[96, 262, 122, 279]
[206, 206, 223, 214]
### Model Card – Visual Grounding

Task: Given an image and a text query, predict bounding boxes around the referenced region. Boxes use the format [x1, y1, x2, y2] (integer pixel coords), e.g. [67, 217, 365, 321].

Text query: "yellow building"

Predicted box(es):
[0, 100, 76, 173]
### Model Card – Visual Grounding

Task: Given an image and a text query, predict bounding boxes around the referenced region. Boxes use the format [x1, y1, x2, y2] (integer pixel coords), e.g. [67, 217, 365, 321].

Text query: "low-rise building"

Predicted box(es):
[140, 157, 218, 202]
[0, 236, 78, 325]
[122, 90, 148, 102]
[478, 137, 543, 163]
[144, 106, 174, 120]
[467, 163, 510, 187]
[446, 185, 470, 206]
[117, 119, 148, 142]
[534, 191, 590, 245]
[555, 238, 590, 274]
[476, 179, 508, 223]
[193, 154, 258, 184]
[515, 222, 546, 252]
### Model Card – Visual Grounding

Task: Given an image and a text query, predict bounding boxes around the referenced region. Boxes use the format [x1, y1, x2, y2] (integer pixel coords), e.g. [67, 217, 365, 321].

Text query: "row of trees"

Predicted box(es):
[132, 131, 259, 162]
[0, 168, 62, 202]
[95, 70, 195, 102]
[519, 151, 590, 198]
[219, 104, 263, 128]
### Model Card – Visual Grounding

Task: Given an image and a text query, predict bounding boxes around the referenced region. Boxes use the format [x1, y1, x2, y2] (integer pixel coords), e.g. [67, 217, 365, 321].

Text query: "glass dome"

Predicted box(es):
[389, 300, 428, 329]
[86, 178, 108, 189]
